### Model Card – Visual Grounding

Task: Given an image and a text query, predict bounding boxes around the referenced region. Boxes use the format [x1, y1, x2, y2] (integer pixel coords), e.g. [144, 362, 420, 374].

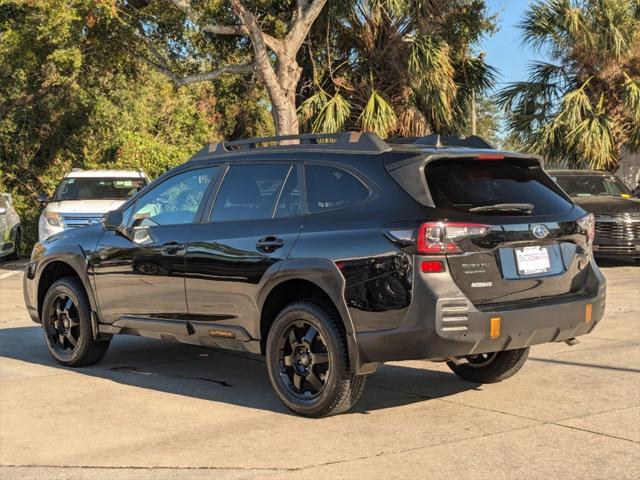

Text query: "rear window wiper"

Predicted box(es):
[468, 203, 534, 214]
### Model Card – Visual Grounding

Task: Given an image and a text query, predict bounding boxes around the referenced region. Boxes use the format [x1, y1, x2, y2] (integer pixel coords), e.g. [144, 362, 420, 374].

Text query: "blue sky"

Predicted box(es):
[481, 0, 544, 91]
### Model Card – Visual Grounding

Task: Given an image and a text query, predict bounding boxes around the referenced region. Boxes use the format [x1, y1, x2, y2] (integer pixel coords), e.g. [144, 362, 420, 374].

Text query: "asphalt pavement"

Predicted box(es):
[0, 258, 638, 479]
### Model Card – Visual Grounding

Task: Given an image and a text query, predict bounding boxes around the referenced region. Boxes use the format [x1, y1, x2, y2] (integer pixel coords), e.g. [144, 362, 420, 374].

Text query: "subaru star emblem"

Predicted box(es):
[532, 224, 549, 239]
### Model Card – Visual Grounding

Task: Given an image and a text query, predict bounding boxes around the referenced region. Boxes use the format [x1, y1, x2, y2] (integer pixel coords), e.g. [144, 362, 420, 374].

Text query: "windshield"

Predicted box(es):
[552, 174, 632, 198]
[53, 177, 147, 201]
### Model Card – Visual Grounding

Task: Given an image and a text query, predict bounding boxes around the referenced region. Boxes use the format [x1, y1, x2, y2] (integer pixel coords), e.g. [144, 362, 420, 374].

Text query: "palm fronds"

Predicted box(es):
[298, 90, 351, 133]
[499, 0, 639, 169]
[358, 89, 397, 137]
[298, 0, 496, 138]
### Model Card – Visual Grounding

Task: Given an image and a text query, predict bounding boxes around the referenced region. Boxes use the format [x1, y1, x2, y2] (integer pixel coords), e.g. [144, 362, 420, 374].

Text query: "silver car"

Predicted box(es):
[0, 193, 21, 259]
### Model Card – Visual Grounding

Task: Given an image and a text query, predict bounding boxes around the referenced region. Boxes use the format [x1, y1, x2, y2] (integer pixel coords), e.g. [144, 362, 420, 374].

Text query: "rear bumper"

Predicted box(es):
[354, 258, 606, 370]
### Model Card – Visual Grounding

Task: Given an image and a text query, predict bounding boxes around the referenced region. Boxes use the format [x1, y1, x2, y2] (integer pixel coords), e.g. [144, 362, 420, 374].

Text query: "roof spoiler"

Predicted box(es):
[386, 134, 494, 149]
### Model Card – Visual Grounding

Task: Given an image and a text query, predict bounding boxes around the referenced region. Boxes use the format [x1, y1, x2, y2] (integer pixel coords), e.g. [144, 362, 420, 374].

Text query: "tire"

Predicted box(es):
[41, 276, 110, 367]
[266, 301, 367, 417]
[7, 229, 20, 260]
[447, 347, 530, 384]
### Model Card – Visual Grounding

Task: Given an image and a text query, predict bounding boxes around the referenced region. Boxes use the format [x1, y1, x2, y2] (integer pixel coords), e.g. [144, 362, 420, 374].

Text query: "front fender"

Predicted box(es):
[24, 241, 99, 336]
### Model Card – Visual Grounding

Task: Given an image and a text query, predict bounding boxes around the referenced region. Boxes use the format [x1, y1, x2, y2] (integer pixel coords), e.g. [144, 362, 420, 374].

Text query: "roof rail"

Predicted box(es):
[70, 167, 84, 172]
[191, 131, 390, 160]
[387, 134, 494, 149]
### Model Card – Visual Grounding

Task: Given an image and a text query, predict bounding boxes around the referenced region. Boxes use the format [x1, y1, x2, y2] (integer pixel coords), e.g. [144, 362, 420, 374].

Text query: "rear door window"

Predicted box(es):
[426, 159, 573, 215]
[274, 166, 302, 218]
[306, 165, 370, 213]
[211, 164, 290, 222]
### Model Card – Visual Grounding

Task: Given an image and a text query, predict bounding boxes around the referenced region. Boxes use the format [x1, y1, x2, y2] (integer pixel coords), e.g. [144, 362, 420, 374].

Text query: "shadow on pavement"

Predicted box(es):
[0, 325, 476, 416]
[595, 257, 638, 268]
[0, 257, 28, 271]
[529, 356, 640, 373]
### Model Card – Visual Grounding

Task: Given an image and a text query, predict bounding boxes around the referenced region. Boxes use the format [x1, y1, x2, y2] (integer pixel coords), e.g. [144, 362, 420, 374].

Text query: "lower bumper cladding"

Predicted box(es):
[355, 283, 606, 370]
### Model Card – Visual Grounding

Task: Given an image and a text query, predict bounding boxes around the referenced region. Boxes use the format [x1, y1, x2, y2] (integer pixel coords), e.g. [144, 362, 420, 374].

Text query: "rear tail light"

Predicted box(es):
[417, 222, 490, 254]
[577, 213, 595, 245]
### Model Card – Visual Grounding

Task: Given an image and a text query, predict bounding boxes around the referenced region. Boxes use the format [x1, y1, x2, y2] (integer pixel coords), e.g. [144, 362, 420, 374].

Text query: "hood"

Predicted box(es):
[571, 196, 640, 215]
[44, 199, 126, 214]
[42, 223, 104, 255]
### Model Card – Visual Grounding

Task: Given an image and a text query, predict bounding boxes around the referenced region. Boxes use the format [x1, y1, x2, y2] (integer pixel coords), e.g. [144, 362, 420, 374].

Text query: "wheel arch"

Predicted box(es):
[36, 253, 99, 339]
[257, 258, 363, 373]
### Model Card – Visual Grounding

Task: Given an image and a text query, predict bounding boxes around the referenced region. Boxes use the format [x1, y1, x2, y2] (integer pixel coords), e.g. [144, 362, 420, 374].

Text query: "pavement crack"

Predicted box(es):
[588, 336, 639, 346]
[552, 423, 639, 444]
[0, 464, 290, 472]
[292, 423, 542, 472]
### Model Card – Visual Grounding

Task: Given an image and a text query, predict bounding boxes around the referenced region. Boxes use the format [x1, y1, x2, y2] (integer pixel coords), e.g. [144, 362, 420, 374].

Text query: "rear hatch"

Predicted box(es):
[388, 154, 594, 306]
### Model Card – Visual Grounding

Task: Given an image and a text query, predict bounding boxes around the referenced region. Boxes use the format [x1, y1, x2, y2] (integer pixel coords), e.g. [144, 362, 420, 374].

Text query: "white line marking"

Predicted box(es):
[0, 270, 21, 280]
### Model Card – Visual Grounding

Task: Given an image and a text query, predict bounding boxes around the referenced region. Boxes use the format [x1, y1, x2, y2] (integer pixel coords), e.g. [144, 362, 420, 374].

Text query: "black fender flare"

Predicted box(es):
[34, 246, 100, 339]
[257, 258, 366, 373]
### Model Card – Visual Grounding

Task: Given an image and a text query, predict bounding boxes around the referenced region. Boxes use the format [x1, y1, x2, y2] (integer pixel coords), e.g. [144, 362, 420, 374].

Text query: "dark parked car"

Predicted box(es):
[548, 170, 640, 261]
[24, 132, 606, 417]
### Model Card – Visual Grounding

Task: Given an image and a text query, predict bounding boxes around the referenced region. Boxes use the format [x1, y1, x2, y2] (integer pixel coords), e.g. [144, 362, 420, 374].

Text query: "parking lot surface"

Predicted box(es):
[1, 258, 638, 479]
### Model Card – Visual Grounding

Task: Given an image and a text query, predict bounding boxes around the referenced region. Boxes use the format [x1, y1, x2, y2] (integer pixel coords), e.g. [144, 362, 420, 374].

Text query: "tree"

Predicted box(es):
[469, 96, 505, 148]
[497, 0, 640, 170]
[124, 0, 327, 136]
[297, 0, 496, 138]
[0, 1, 223, 249]
[0, 0, 131, 120]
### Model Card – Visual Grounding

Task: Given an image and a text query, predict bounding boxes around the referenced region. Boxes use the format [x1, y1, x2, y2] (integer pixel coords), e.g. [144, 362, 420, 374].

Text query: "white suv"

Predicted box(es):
[0, 193, 21, 259]
[38, 169, 149, 242]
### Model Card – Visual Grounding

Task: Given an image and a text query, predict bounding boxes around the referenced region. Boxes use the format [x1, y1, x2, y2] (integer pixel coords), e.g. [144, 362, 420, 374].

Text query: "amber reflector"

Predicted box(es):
[585, 304, 592, 323]
[490, 317, 501, 339]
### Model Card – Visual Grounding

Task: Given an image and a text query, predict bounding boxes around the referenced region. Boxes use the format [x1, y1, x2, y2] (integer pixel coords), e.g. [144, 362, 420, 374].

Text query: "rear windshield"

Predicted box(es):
[426, 159, 573, 215]
[551, 174, 632, 198]
[54, 177, 147, 201]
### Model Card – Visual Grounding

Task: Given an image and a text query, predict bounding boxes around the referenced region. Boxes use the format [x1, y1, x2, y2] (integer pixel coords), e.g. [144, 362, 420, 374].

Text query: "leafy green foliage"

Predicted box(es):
[497, 0, 640, 169]
[0, 0, 270, 252]
[299, 0, 497, 138]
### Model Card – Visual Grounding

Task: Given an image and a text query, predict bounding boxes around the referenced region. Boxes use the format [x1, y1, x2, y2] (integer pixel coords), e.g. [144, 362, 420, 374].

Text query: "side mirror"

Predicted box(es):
[102, 209, 124, 231]
[37, 193, 50, 204]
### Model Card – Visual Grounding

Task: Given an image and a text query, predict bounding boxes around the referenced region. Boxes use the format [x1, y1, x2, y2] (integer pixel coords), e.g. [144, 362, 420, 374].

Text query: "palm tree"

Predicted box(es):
[497, 0, 640, 169]
[298, 0, 496, 138]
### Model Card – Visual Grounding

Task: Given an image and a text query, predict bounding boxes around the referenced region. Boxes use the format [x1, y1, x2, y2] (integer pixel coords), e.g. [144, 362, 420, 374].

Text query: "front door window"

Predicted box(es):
[132, 167, 219, 227]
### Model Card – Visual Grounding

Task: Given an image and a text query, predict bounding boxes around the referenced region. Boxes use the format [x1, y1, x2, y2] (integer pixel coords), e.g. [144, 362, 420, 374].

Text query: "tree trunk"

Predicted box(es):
[269, 55, 302, 136]
[228, 0, 326, 138]
[158, 0, 327, 138]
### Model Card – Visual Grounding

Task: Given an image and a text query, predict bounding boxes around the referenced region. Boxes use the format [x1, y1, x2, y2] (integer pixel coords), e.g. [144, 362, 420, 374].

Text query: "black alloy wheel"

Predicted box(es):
[464, 352, 498, 368]
[446, 347, 530, 384]
[266, 301, 367, 417]
[277, 320, 330, 399]
[46, 293, 81, 355]
[41, 277, 110, 367]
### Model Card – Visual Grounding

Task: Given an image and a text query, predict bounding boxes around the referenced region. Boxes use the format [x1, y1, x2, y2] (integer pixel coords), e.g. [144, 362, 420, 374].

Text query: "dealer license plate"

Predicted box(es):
[515, 246, 551, 276]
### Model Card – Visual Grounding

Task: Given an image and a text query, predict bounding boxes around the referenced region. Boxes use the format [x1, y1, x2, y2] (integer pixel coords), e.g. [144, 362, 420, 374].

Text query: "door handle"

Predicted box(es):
[161, 241, 186, 255]
[256, 236, 285, 253]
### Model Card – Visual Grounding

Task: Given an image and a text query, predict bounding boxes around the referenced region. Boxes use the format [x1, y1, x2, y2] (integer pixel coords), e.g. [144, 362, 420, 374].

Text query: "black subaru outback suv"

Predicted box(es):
[24, 132, 606, 417]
